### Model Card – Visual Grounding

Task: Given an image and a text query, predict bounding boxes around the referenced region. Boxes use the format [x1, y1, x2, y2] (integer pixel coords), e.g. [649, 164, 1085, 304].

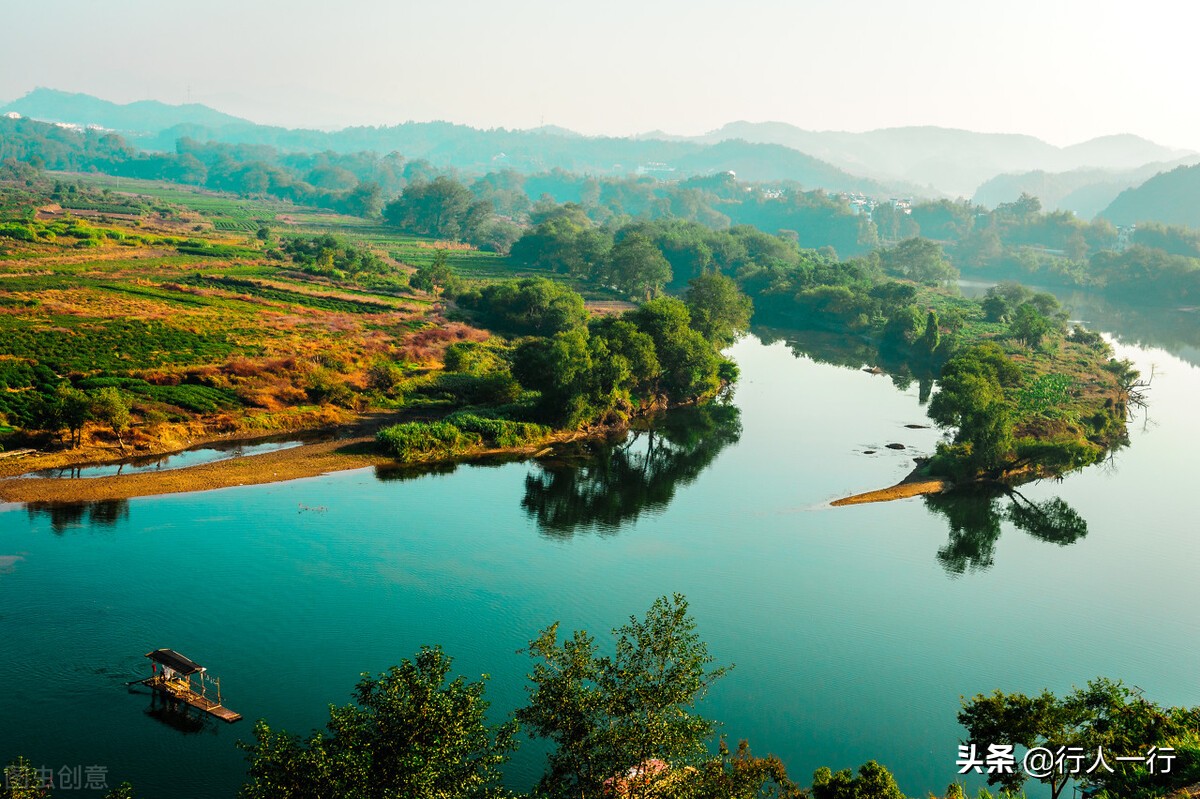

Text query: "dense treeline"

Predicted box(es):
[503, 210, 964, 371]
[375, 273, 745, 461]
[884, 193, 1200, 304]
[6, 114, 1200, 303]
[0, 117, 387, 217]
[0, 117, 873, 258]
[491, 193, 1134, 482]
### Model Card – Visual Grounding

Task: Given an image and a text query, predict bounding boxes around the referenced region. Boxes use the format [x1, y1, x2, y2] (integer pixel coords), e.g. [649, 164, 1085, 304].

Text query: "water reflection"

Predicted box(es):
[25, 500, 130, 534]
[521, 404, 743, 537]
[140, 689, 212, 735]
[754, 325, 937, 397]
[26, 438, 305, 480]
[925, 488, 1089, 575]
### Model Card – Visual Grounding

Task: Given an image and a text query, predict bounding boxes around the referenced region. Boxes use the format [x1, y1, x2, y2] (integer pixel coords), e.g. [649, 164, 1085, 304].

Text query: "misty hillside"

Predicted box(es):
[8, 88, 1190, 204]
[0, 89, 916, 197]
[973, 156, 1200, 218]
[1, 87, 250, 132]
[692, 121, 1192, 197]
[1101, 163, 1200, 228]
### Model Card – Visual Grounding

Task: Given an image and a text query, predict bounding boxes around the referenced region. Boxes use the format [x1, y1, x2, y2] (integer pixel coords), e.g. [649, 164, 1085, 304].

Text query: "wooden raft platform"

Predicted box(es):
[147, 674, 242, 723]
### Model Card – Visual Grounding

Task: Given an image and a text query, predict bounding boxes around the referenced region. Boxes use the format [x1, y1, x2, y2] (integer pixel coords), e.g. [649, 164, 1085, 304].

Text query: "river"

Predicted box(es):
[1, 301, 1198, 798]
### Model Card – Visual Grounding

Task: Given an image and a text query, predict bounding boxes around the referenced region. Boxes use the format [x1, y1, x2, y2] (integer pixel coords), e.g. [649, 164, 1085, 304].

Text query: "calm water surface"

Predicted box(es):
[2, 315, 1198, 798]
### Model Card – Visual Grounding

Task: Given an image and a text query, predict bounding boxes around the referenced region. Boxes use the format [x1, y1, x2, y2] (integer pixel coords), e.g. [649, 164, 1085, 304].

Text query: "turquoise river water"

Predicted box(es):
[2, 305, 1198, 798]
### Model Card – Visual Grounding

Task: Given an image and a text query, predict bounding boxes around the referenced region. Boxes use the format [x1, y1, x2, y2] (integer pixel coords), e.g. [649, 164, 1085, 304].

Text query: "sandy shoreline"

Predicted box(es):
[0, 417, 594, 505]
[0, 433, 393, 504]
[829, 477, 948, 506]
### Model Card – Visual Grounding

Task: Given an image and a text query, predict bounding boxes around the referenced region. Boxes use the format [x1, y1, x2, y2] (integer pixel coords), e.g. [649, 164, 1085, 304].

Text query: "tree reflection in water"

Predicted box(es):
[25, 499, 130, 534]
[521, 403, 742, 537]
[925, 487, 1088, 575]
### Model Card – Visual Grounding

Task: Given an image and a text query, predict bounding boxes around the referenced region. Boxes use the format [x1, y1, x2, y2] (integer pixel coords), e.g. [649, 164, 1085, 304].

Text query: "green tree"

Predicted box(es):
[1009, 302, 1052, 347]
[342, 181, 384, 218]
[410, 249, 455, 295]
[680, 739, 803, 799]
[1, 757, 48, 799]
[604, 232, 673, 299]
[928, 344, 1022, 474]
[57, 385, 92, 448]
[919, 310, 941, 356]
[877, 238, 958, 286]
[383, 177, 486, 241]
[512, 327, 598, 426]
[630, 298, 723, 404]
[240, 646, 517, 799]
[517, 594, 729, 799]
[510, 213, 612, 277]
[810, 761, 906, 799]
[90, 387, 131, 452]
[957, 677, 1200, 799]
[463, 277, 588, 336]
[684, 271, 753, 348]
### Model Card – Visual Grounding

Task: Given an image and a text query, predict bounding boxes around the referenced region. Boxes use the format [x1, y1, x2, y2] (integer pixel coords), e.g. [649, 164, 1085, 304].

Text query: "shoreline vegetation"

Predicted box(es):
[0, 153, 1139, 507]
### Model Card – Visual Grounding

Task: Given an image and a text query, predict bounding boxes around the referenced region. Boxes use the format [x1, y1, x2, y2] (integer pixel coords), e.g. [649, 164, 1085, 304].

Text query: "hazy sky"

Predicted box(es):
[5, 0, 1199, 147]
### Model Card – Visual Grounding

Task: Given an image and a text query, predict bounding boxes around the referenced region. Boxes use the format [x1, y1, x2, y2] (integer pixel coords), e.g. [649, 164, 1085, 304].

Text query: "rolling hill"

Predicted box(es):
[1101, 163, 1200, 228]
[1, 88, 250, 133]
[687, 121, 1193, 198]
[973, 156, 1200, 219]
[0, 89, 916, 197]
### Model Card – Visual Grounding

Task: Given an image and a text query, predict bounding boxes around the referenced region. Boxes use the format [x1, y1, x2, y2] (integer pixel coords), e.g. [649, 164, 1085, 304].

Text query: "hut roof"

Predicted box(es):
[145, 649, 205, 675]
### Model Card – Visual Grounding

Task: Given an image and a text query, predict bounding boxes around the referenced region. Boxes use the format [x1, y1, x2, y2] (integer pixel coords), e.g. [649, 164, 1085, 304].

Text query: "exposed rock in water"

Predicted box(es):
[885, 443, 906, 450]
[904, 424, 929, 429]
[863, 450, 877, 455]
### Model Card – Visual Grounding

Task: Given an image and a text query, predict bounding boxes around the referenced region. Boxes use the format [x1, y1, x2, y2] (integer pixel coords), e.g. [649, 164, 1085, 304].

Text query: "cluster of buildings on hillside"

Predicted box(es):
[839, 192, 912, 220]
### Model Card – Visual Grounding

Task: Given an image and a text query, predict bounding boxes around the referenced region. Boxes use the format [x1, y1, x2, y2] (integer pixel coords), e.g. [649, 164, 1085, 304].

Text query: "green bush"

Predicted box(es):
[306, 368, 355, 407]
[444, 412, 549, 447]
[376, 421, 481, 462]
[429, 372, 521, 406]
[0, 222, 37, 241]
[443, 341, 504, 374]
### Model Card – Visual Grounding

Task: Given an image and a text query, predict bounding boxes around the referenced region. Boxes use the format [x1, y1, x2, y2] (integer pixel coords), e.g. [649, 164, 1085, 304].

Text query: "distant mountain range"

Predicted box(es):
[1100, 163, 1200, 229]
[0, 89, 917, 198]
[4, 88, 1198, 216]
[973, 156, 1200, 219]
[680, 121, 1194, 198]
[2, 88, 248, 133]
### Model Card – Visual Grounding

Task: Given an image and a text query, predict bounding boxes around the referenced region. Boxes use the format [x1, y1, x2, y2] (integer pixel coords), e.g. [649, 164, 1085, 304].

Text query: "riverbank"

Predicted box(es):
[0, 414, 605, 504]
[0, 412, 389, 503]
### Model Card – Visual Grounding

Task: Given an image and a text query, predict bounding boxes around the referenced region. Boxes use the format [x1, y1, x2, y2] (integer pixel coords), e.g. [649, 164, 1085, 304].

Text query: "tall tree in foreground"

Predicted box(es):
[517, 593, 730, 799]
[239, 646, 517, 799]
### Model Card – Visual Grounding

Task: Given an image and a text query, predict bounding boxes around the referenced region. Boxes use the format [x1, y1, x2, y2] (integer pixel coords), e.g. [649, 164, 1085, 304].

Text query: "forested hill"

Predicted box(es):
[972, 156, 1200, 219]
[1100, 163, 1200, 228]
[0, 90, 912, 197]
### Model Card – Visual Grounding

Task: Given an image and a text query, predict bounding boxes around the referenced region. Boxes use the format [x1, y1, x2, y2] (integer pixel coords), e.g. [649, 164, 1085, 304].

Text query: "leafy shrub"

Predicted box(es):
[366, 360, 407, 392]
[0, 222, 37, 242]
[305, 367, 355, 407]
[443, 341, 504, 374]
[429, 372, 521, 406]
[444, 412, 549, 447]
[376, 421, 481, 462]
